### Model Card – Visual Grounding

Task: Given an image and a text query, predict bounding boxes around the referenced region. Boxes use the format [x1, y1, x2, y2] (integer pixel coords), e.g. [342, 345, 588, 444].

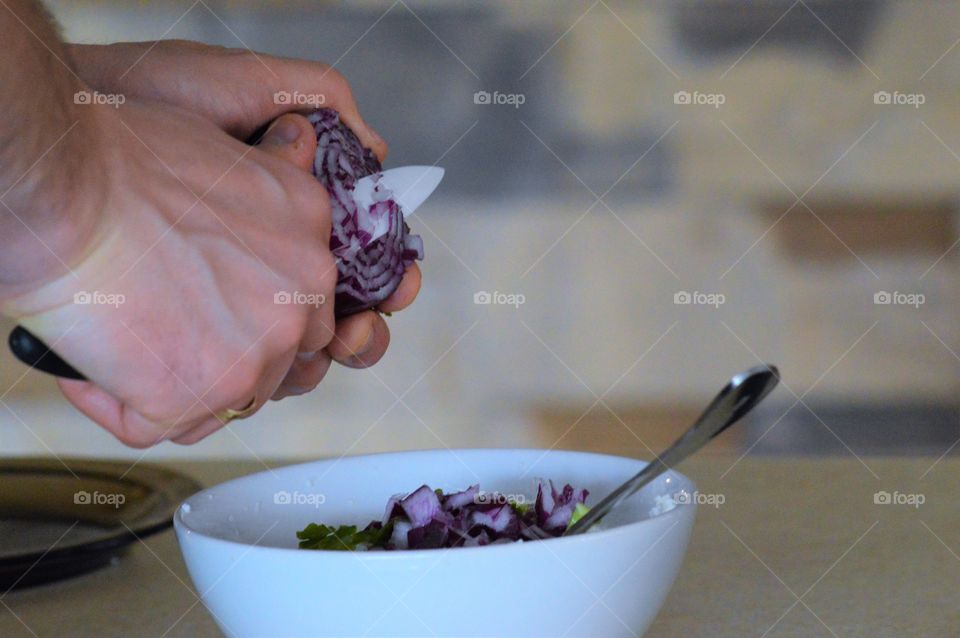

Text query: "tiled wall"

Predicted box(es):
[2, 1, 957, 459]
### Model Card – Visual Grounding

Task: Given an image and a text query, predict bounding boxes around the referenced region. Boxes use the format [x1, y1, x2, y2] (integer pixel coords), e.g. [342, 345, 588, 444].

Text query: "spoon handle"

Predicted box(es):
[564, 364, 779, 536]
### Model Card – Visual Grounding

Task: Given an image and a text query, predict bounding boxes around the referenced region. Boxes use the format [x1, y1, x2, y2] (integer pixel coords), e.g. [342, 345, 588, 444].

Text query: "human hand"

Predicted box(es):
[3, 100, 343, 445]
[67, 40, 422, 375]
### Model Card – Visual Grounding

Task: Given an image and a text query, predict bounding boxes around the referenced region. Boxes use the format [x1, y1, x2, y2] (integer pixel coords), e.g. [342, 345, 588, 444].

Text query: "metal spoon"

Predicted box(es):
[564, 364, 779, 536]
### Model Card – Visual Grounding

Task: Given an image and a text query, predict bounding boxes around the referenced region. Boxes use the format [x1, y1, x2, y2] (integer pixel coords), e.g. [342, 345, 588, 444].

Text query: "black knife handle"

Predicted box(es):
[8, 326, 86, 380]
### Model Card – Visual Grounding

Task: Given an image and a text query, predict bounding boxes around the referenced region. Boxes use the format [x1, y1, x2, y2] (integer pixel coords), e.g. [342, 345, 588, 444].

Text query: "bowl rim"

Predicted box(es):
[174, 447, 697, 560]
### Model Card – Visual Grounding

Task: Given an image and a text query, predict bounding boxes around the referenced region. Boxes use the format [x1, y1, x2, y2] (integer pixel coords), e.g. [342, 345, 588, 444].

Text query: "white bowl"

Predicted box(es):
[175, 449, 696, 638]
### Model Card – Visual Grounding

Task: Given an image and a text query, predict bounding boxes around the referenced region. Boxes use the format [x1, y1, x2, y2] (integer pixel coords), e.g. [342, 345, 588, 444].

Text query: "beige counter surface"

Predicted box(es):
[2, 456, 958, 637]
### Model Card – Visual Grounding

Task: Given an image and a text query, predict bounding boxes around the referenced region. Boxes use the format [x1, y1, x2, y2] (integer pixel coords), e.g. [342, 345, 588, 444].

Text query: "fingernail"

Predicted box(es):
[262, 118, 301, 145]
[296, 351, 319, 362]
[356, 319, 375, 355]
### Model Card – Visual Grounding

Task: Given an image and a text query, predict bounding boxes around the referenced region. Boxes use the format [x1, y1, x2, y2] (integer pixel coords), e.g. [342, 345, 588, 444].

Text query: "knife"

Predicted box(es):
[8, 165, 444, 380]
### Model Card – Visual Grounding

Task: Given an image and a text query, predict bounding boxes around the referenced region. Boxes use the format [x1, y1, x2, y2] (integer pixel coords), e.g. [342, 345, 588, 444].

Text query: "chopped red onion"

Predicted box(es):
[538, 481, 590, 532]
[298, 480, 589, 551]
[399, 485, 442, 528]
[441, 484, 479, 511]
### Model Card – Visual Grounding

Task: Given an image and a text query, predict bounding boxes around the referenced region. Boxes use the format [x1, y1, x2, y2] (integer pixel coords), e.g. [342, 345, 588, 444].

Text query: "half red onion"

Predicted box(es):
[308, 109, 423, 318]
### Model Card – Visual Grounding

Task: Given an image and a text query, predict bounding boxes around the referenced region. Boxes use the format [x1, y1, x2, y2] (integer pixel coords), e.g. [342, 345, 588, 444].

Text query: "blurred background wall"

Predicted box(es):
[2, 0, 959, 461]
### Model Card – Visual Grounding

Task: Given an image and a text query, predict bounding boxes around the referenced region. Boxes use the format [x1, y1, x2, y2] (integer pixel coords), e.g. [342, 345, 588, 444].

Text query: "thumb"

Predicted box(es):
[254, 113, 317, 171]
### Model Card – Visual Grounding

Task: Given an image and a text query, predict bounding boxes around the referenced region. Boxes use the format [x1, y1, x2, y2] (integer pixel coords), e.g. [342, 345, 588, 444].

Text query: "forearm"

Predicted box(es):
[0, 0, 106, 292]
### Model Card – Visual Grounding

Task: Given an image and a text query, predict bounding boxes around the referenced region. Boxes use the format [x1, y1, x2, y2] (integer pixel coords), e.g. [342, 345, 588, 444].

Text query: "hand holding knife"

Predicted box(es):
[8, 163, 444, 380]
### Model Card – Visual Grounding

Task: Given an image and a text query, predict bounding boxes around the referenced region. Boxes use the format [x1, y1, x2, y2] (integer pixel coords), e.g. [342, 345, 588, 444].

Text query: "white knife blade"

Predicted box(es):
[354, 166, 444, 217]
[353, 166, 444, 243]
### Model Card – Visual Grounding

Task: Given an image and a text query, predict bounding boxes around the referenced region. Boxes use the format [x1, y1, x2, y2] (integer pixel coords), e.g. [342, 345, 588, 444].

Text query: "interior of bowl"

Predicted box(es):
[176, 448, 695, 550]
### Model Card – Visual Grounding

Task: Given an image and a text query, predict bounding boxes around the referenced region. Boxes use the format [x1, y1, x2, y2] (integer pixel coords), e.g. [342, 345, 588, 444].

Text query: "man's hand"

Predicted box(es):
[3, 98, 349, 446]
[66, 40, 422, 379]
[0, 3, 425, 447]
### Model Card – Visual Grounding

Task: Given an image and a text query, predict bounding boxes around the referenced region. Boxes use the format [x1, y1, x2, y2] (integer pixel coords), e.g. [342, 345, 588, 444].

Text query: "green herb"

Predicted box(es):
[509, 501, 531, 516]
[568, 502, 590, 527]
[297, 520, 394, 551]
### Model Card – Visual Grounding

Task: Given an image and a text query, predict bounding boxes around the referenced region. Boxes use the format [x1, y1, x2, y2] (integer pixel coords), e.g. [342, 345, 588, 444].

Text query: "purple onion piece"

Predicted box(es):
[389, 519, 413, 550]
[469, 504, 520, 537]
[382, 494, 404, 524]
[462, 530, 491, 547]
[536, 480, 589, 533]
[442, 484, 480, 511]
[406, 519, 449, 550]
[399, 485, 442, 528]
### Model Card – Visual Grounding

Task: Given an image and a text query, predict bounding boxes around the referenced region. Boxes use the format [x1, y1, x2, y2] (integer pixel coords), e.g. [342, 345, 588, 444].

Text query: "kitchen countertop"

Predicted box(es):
[2, 456, 958, 637]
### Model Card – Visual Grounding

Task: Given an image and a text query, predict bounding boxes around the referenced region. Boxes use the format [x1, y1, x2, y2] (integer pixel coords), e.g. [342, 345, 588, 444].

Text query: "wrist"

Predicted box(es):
[0, 2, 115, 302]
[0, 88, 113, 301]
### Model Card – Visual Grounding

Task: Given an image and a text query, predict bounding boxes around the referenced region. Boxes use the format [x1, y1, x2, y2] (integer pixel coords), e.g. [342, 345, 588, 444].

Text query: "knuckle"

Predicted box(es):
[228, 362, 263, 401]
[302, 313, 336, 353]
[114, 421, 161, 449]
[268, 311, 309, 355]
[114, 433, 153, 449]
[132, 381, 189, 428]
[246, 155, 287, 197]
[290, 176, 332, 231]
[173, 421, 220, 445]
[208, 349, 261, 405]
[316, 66, 353, 100]
[232, 47, 269, 67]
[162, 39, 218, 54]
[300, 358, 331, 388]
[308, 250, 338, 292]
